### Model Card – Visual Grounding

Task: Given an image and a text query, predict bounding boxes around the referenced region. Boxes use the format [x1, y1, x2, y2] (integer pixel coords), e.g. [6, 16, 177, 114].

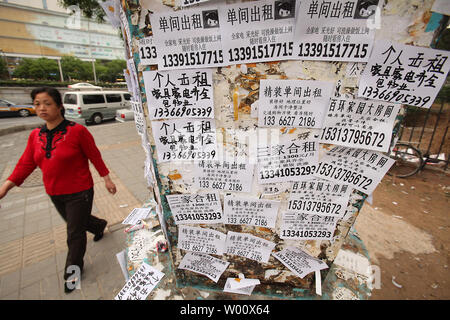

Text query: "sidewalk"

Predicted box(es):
[0, 121, 148, 299]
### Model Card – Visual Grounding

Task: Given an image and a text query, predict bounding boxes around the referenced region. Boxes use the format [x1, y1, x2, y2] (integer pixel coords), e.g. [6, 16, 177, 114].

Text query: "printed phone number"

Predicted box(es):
[227, 217, 268, 227]
[316, 163, 373, 190]
[153, 106, 213, 119]
[162, 50, 223, 68]
[180, 241, 218, 255]
[139, 45, 157, 61]
[174, 212, 222, 222]
[227, 248, 263, 262]
[228, 42, 293, 62]
[288, 200, 343, 215]
[263, 115, 316, 127]
[361, 86, 432, 108]
[297, 42, 369, 60]
[281, 229, 332, 239]
[260, 165, 316, 180]
[320, 127, 385, 148]
[199, 180, 243, 192]
[162, 150, 216, 161]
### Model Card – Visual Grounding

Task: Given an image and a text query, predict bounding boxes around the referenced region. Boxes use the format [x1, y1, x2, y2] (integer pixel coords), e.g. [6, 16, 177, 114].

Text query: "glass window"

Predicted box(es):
[63, 94, 77, 105]
[82, 94, 105, 105]
[123, 93, 131, 101]
[106, 94, 122, 103]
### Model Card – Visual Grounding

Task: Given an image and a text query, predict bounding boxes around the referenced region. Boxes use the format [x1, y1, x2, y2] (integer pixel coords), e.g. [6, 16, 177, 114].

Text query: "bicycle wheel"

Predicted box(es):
[387, 143, 423, 178]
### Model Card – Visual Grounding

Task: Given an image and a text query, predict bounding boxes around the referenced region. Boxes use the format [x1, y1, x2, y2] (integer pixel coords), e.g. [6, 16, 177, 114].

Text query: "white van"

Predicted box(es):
[63, 91, 132, 124]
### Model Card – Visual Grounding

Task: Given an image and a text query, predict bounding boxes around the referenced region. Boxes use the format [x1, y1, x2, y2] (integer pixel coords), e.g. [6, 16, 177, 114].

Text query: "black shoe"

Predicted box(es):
[94, 220, 107, 242]
[64, 278, 78, 294]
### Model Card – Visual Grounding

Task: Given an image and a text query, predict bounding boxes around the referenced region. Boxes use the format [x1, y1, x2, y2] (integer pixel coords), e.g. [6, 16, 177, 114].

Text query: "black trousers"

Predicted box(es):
[50, 188, 106, 280]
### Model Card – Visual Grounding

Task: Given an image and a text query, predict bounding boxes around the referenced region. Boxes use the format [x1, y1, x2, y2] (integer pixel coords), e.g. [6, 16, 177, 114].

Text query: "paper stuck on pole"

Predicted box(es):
[223, 195, 280, 229]
[223, 277, 260, 296]
[143, 69, 214, 120]
[313, 145, 395, 195]
[288, 179, 352, 218]
[218, 0, 297, 65]
[149, 5, 225, 70]
[151, 118, 218, 163]
[116, 249, 129, 281]
[122, 208, 152, 225]
[138, 36, 158, 66]
[318, 97, 401, 152]
[166, 192, 224, 224]
[293, 0, 378, 62]
[225, 231, 276, 263]
[194, 160, 255, 194]
[358, 40, 450, 109]
[258, 79, 334, 129]
[272, 246, 328, 278]
[178, 252, 229, 283]
[115, 262, 164, 300]
[177, 225, 227, 256]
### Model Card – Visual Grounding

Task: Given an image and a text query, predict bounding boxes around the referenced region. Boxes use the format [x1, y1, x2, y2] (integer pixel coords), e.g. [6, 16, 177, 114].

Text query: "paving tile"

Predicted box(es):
[19, 281, 40, 300]
[0, 270, 20, 298]
[21, 256, 57, 288]
[0, 291, 19, 300]
[80, 280, 102, 300]
[0, 227, 24, 244]
[40, 273, 62, 300]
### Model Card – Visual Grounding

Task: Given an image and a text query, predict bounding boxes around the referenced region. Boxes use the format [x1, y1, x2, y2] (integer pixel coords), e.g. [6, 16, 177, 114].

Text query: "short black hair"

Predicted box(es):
[31, 87, 65, 117]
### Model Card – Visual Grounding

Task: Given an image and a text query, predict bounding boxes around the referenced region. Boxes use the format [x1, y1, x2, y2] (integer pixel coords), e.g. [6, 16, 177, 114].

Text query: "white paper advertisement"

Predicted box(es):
[178, 225, 226, 255]
[272, 246, 328, 278]
[223, 277, 260, 296]
[151, 118, 217, 162]
[319, 97, 401, 152]
[257, 139, 318, 184]
[258, 79, 334, 129]
[225, 231, 276, 263]
[224, 195, 280, 229]
[293, 0, 379, 62]
[288, 179, 352, 218]
[150, 6, 225, 70]
[178, 252, 229, 282]
[115, 262, 164, 300]
[138, 36, 158, 65]
[143, 69, 214, 120]
[131, 99, 146, 136]
[218, 0, 297, 65]
[122, 207, 152, 225]
[358, 40, 450, 109]
[313, 145, 395, 194]
[166, 192, 224, 224]
[280, 211, 338, 240]
[194, 160, 255, 193]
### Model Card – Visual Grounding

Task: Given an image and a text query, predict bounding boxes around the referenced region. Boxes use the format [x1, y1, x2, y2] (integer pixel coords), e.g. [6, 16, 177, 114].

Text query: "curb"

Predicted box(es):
[0, 124, 40, 137]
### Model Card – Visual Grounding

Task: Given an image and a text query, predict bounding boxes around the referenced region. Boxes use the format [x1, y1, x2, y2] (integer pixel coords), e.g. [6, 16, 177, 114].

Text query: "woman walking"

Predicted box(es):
[0, 87, 117, 293]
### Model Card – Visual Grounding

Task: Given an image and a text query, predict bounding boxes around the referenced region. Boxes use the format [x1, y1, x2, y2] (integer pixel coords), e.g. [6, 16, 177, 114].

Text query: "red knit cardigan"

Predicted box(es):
[8, 120, 109, 196]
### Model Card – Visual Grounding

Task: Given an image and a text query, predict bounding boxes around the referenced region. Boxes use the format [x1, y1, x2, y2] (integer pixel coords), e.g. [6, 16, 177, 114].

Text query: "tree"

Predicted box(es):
[0, 58, 9, 79]
[13, 58, 59, 80]
[58, 0, 106, 23]
[61, 56, 94, 81]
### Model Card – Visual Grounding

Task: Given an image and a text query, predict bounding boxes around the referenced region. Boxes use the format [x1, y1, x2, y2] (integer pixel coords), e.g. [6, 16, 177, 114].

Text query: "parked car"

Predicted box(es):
[115, 108, 134, 122]
[0, 99, 36, 117]
[63, 91, 131, 125]
[67, 83, 102, 90]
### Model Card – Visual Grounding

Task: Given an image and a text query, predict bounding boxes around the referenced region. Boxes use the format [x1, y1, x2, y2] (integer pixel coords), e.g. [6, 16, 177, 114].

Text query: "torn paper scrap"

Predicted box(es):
[178, 252, 229, 283]
[272, 246, 328, 278]
[115, 262, 164, 300]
